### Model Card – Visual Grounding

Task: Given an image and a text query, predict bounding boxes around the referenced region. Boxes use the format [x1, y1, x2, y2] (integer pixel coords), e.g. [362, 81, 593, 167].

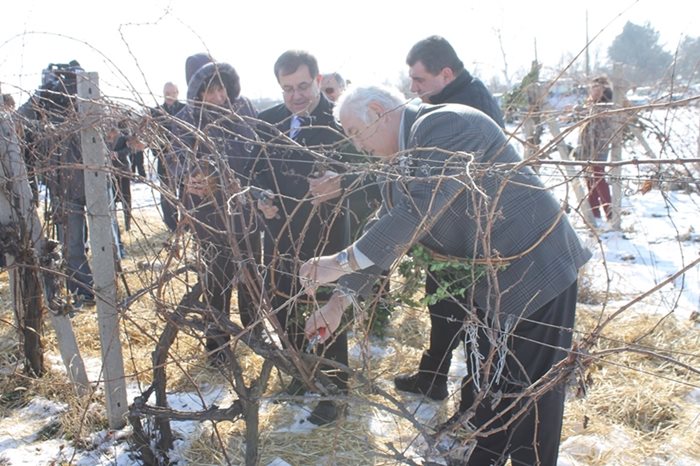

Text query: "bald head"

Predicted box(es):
[2, 93, 15, 109]
[321, 73, 346, 102]
[163, 82, 179, 106]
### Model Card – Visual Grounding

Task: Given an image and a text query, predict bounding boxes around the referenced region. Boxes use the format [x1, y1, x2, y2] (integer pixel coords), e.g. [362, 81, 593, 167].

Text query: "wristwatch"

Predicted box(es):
[335, 250, 354, 273]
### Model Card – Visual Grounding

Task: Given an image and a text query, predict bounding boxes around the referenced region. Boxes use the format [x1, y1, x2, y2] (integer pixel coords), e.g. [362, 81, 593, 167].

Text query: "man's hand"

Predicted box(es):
[304, 293, 351, 343]
[256, 190, 279, 219]
[127, 136, 147, 152]
[299, 253, 347, 295]
[308, 170, 342, 206]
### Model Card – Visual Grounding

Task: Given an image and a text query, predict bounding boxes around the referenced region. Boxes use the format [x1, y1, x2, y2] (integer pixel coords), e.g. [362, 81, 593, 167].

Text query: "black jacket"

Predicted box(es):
[172, 59, 260, 242]
[19, 97, 86, 204]
[150, 100, 186, 177]
[154, 100, 186, 119]
[257, 94, 350, 261]
[429, 70, 505, 128]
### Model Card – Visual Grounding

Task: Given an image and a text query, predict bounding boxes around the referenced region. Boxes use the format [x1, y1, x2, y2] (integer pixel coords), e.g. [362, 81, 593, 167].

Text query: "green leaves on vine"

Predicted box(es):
[397, 244, 490, 306]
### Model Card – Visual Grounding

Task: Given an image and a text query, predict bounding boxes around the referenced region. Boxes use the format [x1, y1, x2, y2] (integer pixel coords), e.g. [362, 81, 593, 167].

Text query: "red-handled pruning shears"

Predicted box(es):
[305, 328, 328, 353]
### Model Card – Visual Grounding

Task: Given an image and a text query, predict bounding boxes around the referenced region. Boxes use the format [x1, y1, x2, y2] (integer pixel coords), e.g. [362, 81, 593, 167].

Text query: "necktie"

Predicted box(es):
[290, 115, 302, 139]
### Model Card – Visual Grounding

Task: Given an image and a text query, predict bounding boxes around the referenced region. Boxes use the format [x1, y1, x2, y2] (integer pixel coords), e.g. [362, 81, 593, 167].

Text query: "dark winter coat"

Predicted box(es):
[150, 100, 186, 133]
[18, 97, 86, 204]
[51, 132, 85, 204]
[150, 100, 186, 178]
[172, 60, 260, 241]
[429, 70, 505, 128]
[256, 94, 350, 262]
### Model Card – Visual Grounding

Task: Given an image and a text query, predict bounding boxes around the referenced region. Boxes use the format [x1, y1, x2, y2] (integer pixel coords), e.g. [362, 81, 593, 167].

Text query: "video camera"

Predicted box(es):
[37, 60, 84, 115]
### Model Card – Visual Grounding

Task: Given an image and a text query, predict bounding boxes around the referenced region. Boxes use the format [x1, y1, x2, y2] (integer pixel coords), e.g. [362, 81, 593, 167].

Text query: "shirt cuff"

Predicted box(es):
[352, 244, 374, 270]
[338, 265, 383, 298]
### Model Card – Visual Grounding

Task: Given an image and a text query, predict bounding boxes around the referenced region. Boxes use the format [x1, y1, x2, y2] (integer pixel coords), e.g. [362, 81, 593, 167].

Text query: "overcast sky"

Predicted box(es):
[1, 0, 697, 106]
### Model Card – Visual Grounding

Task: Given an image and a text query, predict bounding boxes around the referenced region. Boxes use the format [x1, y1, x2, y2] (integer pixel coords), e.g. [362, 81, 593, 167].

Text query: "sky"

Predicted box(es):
[1, 0, 699, 106]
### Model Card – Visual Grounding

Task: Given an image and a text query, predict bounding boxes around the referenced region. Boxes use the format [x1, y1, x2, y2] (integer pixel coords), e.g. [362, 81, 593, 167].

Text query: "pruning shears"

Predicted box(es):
[305, 328, 328, 353]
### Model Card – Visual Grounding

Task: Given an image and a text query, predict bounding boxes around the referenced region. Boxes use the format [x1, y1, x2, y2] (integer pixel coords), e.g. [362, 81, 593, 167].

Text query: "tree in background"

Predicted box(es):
[675, 36, 700, 83]
[502, 60, 541, 122]
[608, 21, 673, 86]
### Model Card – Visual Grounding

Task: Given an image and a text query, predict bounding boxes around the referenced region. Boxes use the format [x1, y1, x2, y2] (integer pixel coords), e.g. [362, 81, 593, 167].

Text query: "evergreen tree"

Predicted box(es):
[676, 36, 700, 82]
[502, 60, 540, 121]
[608, 21, 673, 85]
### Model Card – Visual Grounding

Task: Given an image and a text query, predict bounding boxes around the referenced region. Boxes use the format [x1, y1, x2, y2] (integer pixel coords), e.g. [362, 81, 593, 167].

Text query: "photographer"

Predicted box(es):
[22, 61, 95, 307]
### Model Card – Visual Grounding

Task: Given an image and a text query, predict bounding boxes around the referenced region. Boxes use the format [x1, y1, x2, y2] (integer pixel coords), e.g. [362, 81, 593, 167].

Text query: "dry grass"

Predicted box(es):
[1, 208, 699, 465]
[563, 306, 700, 464]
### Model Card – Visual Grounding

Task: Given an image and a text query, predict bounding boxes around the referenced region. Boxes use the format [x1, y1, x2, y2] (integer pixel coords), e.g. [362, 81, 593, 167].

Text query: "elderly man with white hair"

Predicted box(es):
[299, 84, 590, 465]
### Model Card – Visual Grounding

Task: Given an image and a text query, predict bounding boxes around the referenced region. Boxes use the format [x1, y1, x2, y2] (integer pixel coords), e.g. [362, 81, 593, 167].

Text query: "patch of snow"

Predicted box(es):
[267, 458, 293, 466]
[348, 341, 396, 359]
[686, 388, 700, 404]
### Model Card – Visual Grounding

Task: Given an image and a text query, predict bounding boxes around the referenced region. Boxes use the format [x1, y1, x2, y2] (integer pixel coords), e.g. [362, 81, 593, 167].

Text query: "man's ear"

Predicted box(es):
[368, 101, 386, 121]
[440, 67, 455, 82]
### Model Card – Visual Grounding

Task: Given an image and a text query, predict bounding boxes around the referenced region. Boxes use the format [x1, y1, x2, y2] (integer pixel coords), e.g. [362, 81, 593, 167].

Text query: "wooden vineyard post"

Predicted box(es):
[545, 119, 596, 226]
[610, 64, 629, 230]
[0, 102, 90, 394]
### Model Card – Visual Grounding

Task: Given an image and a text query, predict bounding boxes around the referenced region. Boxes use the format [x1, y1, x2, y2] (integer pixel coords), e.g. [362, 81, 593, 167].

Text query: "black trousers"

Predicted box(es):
[187, 195, 262, 357]
[130, 150, 146, 178]
[268, 257, 349, 392]
[115, 175, 131, 231]
[201, 234, 261, 356]
[157, 156, 179, 232]
[418, 274, 468, 383]
[456, 280, 578, 466]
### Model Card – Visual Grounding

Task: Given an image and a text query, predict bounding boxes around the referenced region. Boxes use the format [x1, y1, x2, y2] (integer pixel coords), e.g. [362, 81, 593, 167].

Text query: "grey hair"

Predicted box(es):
[323, 72, 346, 88]
[333, 84, 407, 124]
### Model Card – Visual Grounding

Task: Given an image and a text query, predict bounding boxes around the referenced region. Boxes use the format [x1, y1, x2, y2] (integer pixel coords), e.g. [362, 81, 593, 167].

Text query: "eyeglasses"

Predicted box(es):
[281, 81, 314, 95]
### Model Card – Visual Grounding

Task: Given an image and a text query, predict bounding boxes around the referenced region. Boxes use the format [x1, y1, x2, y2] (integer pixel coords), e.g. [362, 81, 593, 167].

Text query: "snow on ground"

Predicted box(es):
[574, 188, 700, 321]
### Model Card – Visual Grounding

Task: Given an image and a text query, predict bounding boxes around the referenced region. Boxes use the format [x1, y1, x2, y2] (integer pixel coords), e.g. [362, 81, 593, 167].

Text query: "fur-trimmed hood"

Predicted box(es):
[185, 57, 241, 104]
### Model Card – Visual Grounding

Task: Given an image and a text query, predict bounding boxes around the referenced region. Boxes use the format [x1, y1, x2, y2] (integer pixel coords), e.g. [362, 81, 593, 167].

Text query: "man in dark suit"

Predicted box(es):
[150, 82, 186, 232]
[300, 85, 590, 465]
[256, 50, 351, 425]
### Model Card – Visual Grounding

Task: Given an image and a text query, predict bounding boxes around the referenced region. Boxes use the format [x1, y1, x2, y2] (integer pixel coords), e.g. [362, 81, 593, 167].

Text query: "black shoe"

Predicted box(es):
[307, 400, 342, 426]
[82, 296, 96, 307]
[394, 371, 448, 401]
[436, 410, 468, 433]
[285, 378, 306, 396]
[74, 294, 96, 309]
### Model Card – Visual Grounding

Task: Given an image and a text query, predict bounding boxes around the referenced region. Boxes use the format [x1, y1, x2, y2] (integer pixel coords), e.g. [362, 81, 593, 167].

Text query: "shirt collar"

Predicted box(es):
[398, 108, 407, 152]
